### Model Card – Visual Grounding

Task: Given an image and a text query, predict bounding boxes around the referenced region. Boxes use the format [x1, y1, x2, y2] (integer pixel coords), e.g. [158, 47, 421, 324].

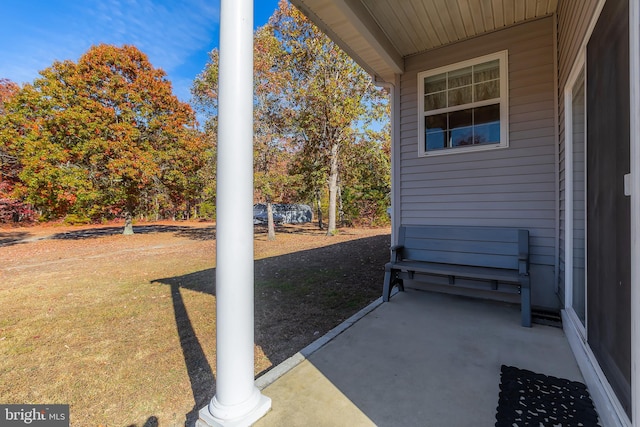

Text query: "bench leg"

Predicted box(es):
[383, 269, 393, 302]
[383, 269, 404, 302]
[520, 278, 531, 327]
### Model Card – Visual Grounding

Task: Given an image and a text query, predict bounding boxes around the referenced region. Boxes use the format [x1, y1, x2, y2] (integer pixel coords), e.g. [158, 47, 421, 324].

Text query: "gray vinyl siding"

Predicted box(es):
[556, 0, 600, 304]
[399, 17, 558, 308]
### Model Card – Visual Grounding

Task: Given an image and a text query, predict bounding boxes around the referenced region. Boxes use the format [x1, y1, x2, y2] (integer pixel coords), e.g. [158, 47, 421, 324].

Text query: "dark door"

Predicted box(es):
[586, 0, 631, 417]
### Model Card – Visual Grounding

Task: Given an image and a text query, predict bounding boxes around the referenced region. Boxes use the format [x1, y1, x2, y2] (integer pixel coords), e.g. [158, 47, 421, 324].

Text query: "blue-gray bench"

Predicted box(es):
[383, 225, 531, 327]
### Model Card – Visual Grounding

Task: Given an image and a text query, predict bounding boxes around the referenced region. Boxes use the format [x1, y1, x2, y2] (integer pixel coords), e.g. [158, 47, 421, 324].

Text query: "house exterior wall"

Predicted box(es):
[399, 17, 558, 309]
[556, 0, 601, 307]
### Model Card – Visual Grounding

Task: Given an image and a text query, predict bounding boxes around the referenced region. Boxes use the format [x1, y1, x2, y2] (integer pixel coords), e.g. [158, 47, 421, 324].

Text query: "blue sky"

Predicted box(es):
[0, 0, 281, 103]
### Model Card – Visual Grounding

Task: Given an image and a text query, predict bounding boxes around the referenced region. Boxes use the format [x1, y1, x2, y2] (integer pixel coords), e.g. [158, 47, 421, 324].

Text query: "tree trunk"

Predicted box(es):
[315, 188, 323, 229]
[326, 143, 339, 236]
[338, 182, 344, 226]
[267, 199, 276, 241]
[123, 210, 134, 235]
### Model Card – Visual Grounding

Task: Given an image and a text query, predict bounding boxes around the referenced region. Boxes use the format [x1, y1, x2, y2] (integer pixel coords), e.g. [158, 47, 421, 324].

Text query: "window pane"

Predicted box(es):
[474, 104, 500, 125]
[426, 131, 447, 150]
[451, 127, 474, 146]
[449, 109, 473, 147]
[426, 114, 447, 150]
[474, 104, 500, 144]
[425, 92, 446, 111]
[449, 108, 472, 129]
[448, 86, 472, 107]
[424, 73, 446, 94]
[473, 60, 499, 82]
[474, 80, 499, 101]
[448, 66, 472, 88]
[425, 114, 447, 132]
[474, 123, 500, 144]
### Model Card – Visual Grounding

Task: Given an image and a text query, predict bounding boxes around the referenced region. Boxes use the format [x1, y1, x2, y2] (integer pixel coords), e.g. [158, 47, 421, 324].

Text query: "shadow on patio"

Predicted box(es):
[254, 289, 587, 427]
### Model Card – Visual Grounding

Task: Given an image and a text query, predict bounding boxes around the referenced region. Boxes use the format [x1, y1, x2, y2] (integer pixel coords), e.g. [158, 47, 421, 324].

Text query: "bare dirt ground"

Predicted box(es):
[0, 221, 391, 426]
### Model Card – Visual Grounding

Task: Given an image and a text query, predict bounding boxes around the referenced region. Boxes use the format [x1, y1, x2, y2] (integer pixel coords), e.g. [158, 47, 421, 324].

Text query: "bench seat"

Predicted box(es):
[389, 261, 524, 285]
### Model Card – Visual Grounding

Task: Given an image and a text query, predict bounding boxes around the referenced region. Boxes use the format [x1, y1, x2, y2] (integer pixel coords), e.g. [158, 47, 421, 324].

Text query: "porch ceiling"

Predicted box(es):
[291, 0, 558, 82]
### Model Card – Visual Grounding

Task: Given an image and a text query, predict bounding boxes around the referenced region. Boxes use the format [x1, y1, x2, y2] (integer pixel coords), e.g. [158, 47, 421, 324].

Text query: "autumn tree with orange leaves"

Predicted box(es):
[0, 78, 36, 223]
[0, 79, 20, 186]
[0, 45, 207, 232]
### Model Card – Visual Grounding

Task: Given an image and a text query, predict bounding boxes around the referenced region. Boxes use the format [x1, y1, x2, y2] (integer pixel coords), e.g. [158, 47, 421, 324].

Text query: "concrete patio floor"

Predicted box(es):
[253, 289, 585, 427]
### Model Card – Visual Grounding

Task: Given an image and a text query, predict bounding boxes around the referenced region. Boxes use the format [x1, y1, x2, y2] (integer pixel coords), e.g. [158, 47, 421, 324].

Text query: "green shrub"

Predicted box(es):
[197, 201, 216, 220]
[63, 214, 92, 225]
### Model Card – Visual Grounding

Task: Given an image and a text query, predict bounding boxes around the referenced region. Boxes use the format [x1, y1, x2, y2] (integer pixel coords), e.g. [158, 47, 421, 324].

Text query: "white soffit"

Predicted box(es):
[291, 0, 558, 83]
[291, 0, 404, 82]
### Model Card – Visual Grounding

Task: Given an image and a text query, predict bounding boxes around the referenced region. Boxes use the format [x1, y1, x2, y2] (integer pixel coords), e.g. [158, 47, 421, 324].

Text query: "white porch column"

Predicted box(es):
[196, 0, 271, 425]
[630, 1, 639, 425]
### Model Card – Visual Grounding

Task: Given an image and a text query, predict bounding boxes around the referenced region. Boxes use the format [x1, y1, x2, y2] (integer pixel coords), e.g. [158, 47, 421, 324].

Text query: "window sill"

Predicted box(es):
[419, 141, 508, 157]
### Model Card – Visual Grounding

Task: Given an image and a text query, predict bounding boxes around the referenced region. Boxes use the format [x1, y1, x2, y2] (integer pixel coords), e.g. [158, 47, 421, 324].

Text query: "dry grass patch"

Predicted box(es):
[0, 222, 390, 426]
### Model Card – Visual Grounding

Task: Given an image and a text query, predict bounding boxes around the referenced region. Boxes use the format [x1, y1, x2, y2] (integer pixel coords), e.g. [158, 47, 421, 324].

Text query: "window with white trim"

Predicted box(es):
[418, 51, 509, 156]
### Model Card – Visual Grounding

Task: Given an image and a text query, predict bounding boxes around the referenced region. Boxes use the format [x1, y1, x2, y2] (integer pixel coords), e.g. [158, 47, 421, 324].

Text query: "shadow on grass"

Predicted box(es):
[0, 231, 32, 247]
[151, 233, 390, 426]
[152, 271, 216, 426]
[253, 223, 364, 237]
[49, 224, 217, 241]
[127, 416, 159, 427]
[171, 283, 216, 426]
[4, 221, 356, 246]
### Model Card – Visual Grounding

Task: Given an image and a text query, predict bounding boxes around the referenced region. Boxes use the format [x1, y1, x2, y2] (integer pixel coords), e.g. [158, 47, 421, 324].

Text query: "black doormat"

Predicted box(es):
[495, 365, 600, 426]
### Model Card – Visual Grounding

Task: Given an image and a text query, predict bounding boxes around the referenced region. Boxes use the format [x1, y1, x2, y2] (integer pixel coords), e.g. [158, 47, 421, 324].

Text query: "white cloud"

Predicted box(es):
[0, 0, 220, 101]
[87, 0, 220, 73]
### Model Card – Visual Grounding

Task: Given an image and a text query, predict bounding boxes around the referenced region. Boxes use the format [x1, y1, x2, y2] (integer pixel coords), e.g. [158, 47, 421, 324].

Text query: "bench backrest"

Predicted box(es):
[397, 225, 529, 271]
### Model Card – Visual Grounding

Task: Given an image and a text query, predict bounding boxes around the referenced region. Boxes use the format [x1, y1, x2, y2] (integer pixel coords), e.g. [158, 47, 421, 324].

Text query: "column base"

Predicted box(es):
[196, 390, 271, 427]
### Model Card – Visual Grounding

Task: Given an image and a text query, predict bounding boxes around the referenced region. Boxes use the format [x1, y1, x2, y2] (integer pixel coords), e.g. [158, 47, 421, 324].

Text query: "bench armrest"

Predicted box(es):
[390, 245, 404, 262]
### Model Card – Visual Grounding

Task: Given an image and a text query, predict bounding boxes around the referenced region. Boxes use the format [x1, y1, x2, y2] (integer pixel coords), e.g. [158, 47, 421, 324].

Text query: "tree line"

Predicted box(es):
[0, 0, 390, 235]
